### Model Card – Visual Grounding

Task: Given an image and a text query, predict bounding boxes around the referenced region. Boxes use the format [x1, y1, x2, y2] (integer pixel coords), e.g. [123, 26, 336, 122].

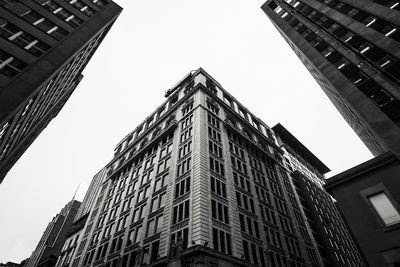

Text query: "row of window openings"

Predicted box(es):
[313, 0, 400, 42]
[0, 21, 50, 57]
[222, 94, 272, 137]
[0, 47, 94, 156]
[281, 0, 400, 83]
[84, 231, 160, 266]
[40, 0, 83, 28]
[276, 6, 400, 122]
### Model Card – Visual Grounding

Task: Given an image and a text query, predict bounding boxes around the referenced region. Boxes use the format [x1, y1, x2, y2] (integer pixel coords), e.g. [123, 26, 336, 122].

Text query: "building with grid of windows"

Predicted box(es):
[25, 200, 81, 267]
[273, 123, 365, 267]
[54, 68, 364, 267]
[262, 0, 400, 160]
[0, 0, 122, 183]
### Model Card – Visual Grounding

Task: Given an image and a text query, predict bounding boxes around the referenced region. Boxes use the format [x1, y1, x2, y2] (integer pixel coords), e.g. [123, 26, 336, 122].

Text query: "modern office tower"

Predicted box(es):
[273, 123, 365, 267]
[57, 68, 364, 267]
[0, 0, 122, 183]
[325, 152, 400, 267]
[56, 169, 107, 267]
[261, 0, 400, 159]
[26, 200, 81, 267]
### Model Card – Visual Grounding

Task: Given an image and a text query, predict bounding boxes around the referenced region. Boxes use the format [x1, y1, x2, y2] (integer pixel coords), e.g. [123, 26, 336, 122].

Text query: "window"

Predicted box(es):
[212, 228, 232, 255]
[110, 235, 123, 253]
[180, 127, 192, 143]
[181, 114, 193, 129]
[239, 213, 259, 238]
[127, 225, 142, 246]
[0, 50, 28, 78]
[230, 156, 247, 175]
[41, 0, 83, 28]
[210, 157, 224, 176]
[211, 200, 229, 224]
[157, 157, 170, 174]
[368, 192, 400, 226]
[132, 205, 145, 222]
[170, 228, 189, 252]
[236, 191, 255, 213]
[233, 172, 251, 192]
[159, 142, 173, 158]
[137, 186, 149, 203]
[0, 21, 49, 57]
[209, 140, 223, 158]
[207, 113, 220, 129]
[116, 215, 129, 231]
[179, 141, 192, 158]
[150, 192, 166, 212]
[175, 176, 190, 198]
[177, 157, 191, 176]
[16, 6, 67, 40]
[154, 173, 167, 192]
[68, 0, 96, 17]
[172, 200, 190, 224]
[146, 215, 163, 237]
[210, 177, 226, 198]
[208, 127, 221, 142]
[182, 102, 193, 116]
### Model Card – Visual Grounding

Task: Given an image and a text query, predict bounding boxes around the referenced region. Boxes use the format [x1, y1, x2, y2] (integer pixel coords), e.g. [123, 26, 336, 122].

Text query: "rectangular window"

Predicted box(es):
[210, 176, 226, 198]
[212, 228, 232, 255]
[175, 176, 190, 198]
[177, 157, 191, 176]
[180, 127, 193, 143]
[150, 192, 166, 212]
[209, 140, 223, 158]
[154, 173, 168, 192]
[368, 192, 400, 226]
[179, 141, 192, 158]
[208, 127, 221, 142]
[146, 215, 163, 237]
[211, 200, 229, 224]
[210, 157, 224, 176]
[127, 225, 142, 247]
[157, 157, 170, 174]
[172, 200, 190, 224]
[207, 113, 220, 129]
[181, 114, 193, 129]
[170, 228, 189, 252]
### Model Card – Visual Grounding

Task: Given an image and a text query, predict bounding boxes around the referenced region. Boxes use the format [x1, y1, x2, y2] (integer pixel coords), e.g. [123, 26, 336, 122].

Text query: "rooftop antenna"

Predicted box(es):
[72, 183, 80, 201]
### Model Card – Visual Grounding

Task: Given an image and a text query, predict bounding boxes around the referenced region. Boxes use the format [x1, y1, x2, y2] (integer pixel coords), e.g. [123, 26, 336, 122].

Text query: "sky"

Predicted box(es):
[0, 0, 373, 263]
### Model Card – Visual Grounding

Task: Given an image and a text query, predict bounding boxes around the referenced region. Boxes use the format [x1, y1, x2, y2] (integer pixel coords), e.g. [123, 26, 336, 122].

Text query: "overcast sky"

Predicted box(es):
[0, 0, 373, 263]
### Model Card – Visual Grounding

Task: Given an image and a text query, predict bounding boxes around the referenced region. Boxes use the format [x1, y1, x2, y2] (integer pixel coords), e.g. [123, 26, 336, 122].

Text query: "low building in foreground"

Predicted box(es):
[325, 152, 400, 267]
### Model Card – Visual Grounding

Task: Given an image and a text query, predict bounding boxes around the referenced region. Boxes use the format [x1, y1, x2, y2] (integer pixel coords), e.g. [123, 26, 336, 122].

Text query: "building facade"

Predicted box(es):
[26, 200, 81, 267]
[0, 0, 122, 183]
[261, 0, 400, 159]
[56, 168, 108, 267]
[55, 68, 364, 267]
[273, 123, 365, 267]
[325, 152, 400, 267]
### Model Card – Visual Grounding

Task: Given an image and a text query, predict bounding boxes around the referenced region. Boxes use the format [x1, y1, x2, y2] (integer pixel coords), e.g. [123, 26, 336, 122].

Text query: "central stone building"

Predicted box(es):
[56, 68, 364, 267]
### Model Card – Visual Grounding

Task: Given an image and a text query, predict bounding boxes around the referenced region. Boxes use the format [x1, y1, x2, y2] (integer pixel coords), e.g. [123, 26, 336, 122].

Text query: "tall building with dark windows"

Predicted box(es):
[26, 200, 81, 267]
[55, 68, 364, 267]
[261, 0, 400, 159]
[0, 0, 122, 183]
